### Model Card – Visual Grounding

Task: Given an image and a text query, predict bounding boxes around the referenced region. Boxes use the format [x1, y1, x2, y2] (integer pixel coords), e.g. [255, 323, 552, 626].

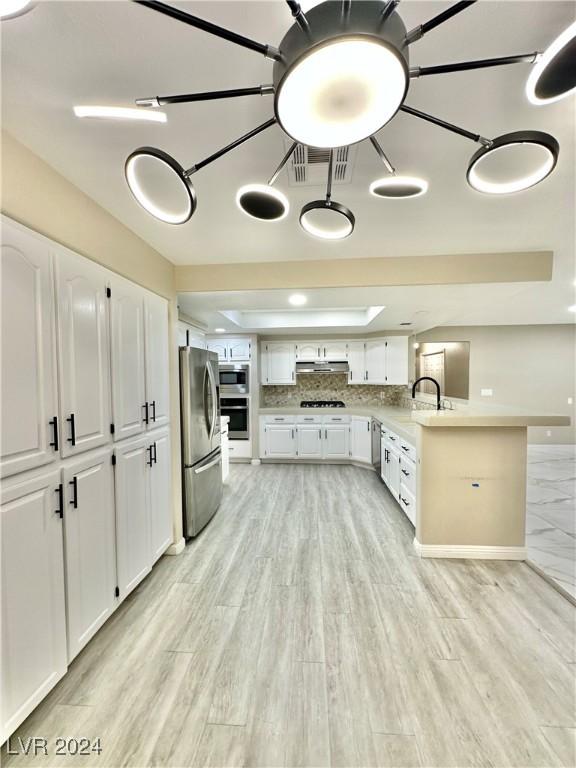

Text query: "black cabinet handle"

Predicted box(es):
[66, 413, 76, 446]
[49, 416, 59, 451]
[69, 476, 78, 508]
[143, 402, 149, 425]
[54, 484, 64, 518]
[147, 445, 154, 467]
[401, 469, 410, 476]
[151, 400, 156, 422]
[153, 441, 157, 464]
[401, 445, 410, 452]
[401, 497, 410, 507]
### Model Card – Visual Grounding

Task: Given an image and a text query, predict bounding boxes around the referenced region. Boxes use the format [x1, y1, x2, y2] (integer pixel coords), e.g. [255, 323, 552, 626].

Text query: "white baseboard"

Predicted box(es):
[164, 537, 185, 556]
[413, 539, 527, 561]
[251, 459, 261, 466]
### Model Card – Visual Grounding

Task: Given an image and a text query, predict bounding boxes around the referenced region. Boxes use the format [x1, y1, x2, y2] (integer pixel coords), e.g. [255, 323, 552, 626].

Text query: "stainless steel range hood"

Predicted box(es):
[295, 361, 350, 375]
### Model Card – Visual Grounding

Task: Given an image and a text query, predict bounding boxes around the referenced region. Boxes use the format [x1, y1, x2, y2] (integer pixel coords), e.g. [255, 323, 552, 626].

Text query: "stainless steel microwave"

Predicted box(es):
[219, 364, 249, 394]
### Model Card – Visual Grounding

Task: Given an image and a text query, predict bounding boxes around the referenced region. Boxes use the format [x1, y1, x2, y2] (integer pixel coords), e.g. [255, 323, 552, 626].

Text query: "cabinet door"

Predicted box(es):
[1, 469, 67, 743]
[264, 425, 296, 458]
[323, 341, 348, 361]
[295, 342, 321, 361]
[365, 340, 387, 384]
[351, 417, 372, 463]
[207, 340, 228, 361]
[144, 293, 170, 429]
[55, 248, 111, 457]
[228, 338, 251, 361]
[149, 429, 173, 563]
[62, 449, 116, 661]
[266, 343, 296, 385]
[380, 436, 389, 485]
[387, 445, 402, 500]
[296, 425, 323, 458]
[1, 219, 58, 478]
[110, 278, 146, 441]
[323, 425, 350, 459]
[385, 337, 409, 385]
[115, 437, 151, 600]
[347, 342, 365, 384]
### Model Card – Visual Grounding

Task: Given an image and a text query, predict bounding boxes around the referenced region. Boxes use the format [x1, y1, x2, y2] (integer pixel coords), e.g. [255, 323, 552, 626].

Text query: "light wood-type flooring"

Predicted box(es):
[3, 463, 576, 768]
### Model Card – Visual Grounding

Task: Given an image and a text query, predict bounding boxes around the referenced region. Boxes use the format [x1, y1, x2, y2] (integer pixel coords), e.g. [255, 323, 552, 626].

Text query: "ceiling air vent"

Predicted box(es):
[285, 141, 357, 187]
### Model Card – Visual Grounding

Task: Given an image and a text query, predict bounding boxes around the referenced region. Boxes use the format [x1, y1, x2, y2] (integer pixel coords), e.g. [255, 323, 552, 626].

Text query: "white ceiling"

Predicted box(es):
[2, 0, 576, 328]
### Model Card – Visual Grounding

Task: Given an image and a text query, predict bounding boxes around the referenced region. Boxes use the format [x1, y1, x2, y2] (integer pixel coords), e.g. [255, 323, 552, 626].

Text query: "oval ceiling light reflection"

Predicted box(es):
[125, 147, 196, 224]
[236, 184, 289, 222]
[369, 176, 428, 198]
[299, 200, 355, 240]
[0, 0, 33, 19]
[467, 131, 559, 194]
[526, 21, 576, 105]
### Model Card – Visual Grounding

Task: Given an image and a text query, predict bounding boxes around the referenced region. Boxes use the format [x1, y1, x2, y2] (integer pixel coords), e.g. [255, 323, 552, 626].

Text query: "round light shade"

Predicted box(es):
[0, 0, 33, 18]
[526, 21, 576, 105]
[236, 184, 289, 221]
[467, 131, 559, 195]
[300, 200, 355, 240]
[125, 147, 196, 224]
[276, 37, 407, 148]
[369, 176, 428, 198]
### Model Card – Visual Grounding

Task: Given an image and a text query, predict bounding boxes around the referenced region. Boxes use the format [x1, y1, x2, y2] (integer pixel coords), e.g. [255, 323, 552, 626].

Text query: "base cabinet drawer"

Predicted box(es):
[399, 455, 417, 495]
[399, 484, 416, 526]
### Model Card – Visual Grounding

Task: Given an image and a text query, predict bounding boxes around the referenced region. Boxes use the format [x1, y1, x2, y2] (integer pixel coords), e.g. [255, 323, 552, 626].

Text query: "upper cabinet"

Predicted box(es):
[384, 336, 409, 385]
[1, 219, 59, 478]
[262, 342, 296, 385]
[178, 320, 206, 349]
[207, 337, 251, 362]
[55, 247, 112, 457]
[365, 340, 387, 385]
[295, 341, 320, 362]
[347, 342, 366, 384]
[144, 292, 170, 429]
[295, 341, 348, 362]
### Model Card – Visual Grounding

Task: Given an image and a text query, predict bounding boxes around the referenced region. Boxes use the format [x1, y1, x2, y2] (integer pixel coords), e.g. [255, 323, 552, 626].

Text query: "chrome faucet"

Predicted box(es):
[412, 376, 441, 410]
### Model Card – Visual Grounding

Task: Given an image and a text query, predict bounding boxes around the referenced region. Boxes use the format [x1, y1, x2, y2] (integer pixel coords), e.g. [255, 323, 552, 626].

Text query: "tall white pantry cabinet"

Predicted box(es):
[0, 216, 173, 743]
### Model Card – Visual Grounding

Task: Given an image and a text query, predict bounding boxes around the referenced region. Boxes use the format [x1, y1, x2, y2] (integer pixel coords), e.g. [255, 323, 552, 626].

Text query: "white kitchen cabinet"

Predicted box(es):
[149, 428, 173, 564]
[62, 448, 116, 661]
[323, 424, 350, 459]
[263, 343, 296, 385]
[228, 338, 251, 361]
[221, 418, 230, 483]
[55, 247, 111, 457]
[385, 337, 409, 385]
[365, 340, 387, 384]
[347, 342, 366, 384]
[386, 443, 402, 500]
[296, 425, 323, 458]
[144, 292, 170, 429]
[264, 424, 296, 458]
[1, 469, 67, 743]
[207, 340, 229, 361]
[1, 218, 59, 478]
[399, 485, 416, 525]
[109, 277, 146, 441]
[114, 436, 151, 600]
[351, 417, 372, 463]
[381, 434, 389, 485]
[322, 341, 348, 361]
[295, 341, 321, 361]
[178, 321, 206, 349]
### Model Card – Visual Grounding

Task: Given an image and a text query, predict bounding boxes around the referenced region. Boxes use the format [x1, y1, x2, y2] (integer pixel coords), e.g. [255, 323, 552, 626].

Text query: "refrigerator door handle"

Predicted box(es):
[206, 360, 218, 441]
[194, 454, 222, 474]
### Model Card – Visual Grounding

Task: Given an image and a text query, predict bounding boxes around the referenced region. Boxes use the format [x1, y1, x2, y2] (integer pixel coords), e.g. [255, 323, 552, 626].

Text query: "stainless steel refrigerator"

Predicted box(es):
[180, 347, 222, 538]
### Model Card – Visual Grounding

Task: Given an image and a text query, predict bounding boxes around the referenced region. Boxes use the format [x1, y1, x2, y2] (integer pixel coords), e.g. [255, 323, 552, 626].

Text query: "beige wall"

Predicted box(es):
[1, 131, 184, 545]
[414, 325, 575, 444]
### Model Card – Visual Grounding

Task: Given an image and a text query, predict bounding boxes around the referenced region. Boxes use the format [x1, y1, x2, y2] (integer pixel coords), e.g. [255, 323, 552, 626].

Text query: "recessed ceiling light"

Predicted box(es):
[289, 294, 307, 306]
[214, 327, 226, 333]
[526, 21, 576, 106]
[0, 0, 33, 19]
[74, 106, 167, 123]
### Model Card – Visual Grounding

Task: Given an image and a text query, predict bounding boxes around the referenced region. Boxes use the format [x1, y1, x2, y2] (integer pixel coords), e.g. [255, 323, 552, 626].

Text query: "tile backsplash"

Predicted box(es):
[260, 374, 408, 407]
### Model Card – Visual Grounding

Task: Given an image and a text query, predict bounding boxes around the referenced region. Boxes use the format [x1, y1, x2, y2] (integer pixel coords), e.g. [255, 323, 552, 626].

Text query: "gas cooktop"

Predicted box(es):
[300, 400, 346, 409]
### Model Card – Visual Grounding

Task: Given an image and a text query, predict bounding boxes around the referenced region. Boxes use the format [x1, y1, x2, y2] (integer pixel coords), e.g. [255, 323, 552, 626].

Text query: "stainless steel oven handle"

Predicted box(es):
[221, 405, 248, 410]
[194, 455, 222, 474]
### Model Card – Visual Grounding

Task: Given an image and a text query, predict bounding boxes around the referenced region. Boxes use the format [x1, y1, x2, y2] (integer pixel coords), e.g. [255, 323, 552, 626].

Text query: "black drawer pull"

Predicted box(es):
[143, 402, 149, 425]
[66, 413, 76, 446]
[49, 416, 59, 451]
[401, 445, 410, 452]
[69, 476, 78, 508]
[54, 484, 64, 518]
[401, 497, 410, 506]
[401, 469, 410, 476]
[151, 400, 156, 422]
[153, 441, 158, 464]
[147, 444, 154, 467]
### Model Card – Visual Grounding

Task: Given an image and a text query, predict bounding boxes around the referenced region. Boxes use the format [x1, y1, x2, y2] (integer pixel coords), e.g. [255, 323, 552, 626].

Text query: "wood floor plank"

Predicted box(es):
[372, 734, 422, 768]
[285, 661, 330, 768]
[540, 727, 576, 767]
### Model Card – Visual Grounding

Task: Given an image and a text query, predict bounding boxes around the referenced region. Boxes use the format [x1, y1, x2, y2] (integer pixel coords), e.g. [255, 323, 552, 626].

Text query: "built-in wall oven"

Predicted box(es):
[219, 364, 249, 395]
[220, 397, 249, 440]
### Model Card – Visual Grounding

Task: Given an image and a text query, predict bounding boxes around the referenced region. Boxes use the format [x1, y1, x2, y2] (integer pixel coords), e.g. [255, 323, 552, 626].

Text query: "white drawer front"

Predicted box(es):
[322, 414, 351, 424]
[399, 484, 416, 526]
[296, 414, 322, 424]
[399, 439, 417, 463]
[385, 429, 400, 447]
[399, 455, 416, 495]
[264, 415, 295, 424]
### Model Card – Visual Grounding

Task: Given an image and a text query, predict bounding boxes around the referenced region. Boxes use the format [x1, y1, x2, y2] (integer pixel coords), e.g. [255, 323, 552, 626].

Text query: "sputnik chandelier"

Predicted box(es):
[124, 0, 576, 239]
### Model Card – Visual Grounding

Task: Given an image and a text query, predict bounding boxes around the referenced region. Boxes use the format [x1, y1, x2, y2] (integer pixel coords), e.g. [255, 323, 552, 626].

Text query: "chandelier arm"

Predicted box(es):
[405, 0, 477, 45]
[133, 0, 281, 60]
[136, 86, 274, 108]
[185, 118, 277, 176]
[285, 0, 310, 34]
[410, 52, 539, 78]
[268, 142, 298, 186]
[369, 137, 395, 175]
[400, 105, 492, 146]
[380, 0, 401, 26]
[326, 149, 334, 203]
[341, 0, 351, 25]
